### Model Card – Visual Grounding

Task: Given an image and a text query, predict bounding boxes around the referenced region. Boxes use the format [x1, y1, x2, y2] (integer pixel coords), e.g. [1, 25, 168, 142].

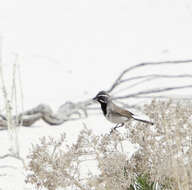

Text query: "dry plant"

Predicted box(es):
[26, 99, 192, 190]
[26, 127, 132, 190]
[0, 38, 25, 167]
[126, 99, 192, 189]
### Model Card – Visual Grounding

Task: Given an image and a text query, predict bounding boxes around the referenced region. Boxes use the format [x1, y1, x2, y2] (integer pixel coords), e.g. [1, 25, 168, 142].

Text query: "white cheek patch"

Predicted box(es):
[99, 99, 106, 103]
[98, 94, 109, 98]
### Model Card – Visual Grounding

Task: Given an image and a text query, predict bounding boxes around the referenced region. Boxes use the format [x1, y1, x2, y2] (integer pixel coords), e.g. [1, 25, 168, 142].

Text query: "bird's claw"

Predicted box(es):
[109, 123, 124, 135]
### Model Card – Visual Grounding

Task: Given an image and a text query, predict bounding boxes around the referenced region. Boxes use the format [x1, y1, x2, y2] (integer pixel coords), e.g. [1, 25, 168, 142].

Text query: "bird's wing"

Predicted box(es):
[109, 101, 154, 125]
[109, 101, 134, 118]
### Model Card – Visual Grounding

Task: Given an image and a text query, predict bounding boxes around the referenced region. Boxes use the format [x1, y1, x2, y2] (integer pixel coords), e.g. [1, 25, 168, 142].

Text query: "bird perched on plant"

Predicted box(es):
[93, 91, 153, 130]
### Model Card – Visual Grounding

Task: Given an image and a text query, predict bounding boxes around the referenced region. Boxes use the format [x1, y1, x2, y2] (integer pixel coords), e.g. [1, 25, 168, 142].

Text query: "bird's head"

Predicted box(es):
[93, 91, 110, 104]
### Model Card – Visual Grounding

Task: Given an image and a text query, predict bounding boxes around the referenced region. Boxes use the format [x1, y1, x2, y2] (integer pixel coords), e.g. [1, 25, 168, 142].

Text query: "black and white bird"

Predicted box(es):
[93, 91, 154, 130]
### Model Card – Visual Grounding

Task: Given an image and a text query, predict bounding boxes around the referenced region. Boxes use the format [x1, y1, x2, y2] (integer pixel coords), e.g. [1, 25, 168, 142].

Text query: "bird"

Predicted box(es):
[93, 91, 154, 131]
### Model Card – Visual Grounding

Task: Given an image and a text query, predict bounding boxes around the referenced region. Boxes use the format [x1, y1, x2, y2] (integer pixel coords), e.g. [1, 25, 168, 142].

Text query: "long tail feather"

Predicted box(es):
[133, 117, 154, 125]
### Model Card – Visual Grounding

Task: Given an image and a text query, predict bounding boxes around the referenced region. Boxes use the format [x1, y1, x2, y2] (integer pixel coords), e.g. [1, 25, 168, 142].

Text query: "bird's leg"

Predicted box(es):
[110, 123, 124, 134]
[114, 123, 124, 130]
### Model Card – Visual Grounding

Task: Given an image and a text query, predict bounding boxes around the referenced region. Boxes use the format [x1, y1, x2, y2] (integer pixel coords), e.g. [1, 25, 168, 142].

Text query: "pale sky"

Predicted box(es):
[0, 0, 192, 107]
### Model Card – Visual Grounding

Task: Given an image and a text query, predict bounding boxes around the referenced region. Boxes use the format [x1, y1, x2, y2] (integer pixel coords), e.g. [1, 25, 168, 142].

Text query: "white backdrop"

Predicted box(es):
[1, 0, 192, 189]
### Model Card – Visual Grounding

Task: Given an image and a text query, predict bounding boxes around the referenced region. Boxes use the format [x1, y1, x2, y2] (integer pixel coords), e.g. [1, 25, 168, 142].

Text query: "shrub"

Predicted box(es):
[26, 99, 192, 190]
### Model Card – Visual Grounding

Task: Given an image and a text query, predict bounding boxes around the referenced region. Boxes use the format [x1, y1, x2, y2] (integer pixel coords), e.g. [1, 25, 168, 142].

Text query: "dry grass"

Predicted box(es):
[0, 52, 25, 163]
[26, 99, 192, 190]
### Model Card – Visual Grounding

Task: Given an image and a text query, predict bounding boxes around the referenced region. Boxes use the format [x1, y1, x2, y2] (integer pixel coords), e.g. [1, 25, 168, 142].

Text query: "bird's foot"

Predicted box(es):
[109, 123, 124, 134]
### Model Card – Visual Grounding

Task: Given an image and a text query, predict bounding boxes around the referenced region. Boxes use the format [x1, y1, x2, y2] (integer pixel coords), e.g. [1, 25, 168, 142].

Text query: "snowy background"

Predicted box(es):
[1, 0, 192, 189]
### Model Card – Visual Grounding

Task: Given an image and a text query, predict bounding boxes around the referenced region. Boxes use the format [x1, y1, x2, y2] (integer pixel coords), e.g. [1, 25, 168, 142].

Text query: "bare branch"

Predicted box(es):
[113, 84, 192, 100]
[120, 74, 192, 84]
[0, 100, 93, 130]
[112, 74, 192, 94]
[62, 171, 87, 190]
[108, 60, 192, 92]
[130, 95, 192, 100]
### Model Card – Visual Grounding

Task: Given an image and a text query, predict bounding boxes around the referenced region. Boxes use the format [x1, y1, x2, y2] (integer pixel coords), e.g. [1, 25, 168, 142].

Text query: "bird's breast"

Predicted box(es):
[106, 112, 130, 124]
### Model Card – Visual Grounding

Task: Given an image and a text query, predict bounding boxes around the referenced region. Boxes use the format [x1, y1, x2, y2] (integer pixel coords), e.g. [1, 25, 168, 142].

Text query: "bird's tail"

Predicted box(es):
[132, 116, 154, 125]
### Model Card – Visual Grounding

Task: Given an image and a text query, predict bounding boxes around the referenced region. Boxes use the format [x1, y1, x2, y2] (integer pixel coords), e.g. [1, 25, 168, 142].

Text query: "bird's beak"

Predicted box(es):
[93, 96, 97, 101]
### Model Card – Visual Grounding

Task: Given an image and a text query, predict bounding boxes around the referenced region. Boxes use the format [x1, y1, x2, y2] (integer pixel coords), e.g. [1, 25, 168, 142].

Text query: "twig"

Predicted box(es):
[108, 60, 192, 92]
[120, 74, 192, 84]
[113, 85, 192, 100]
[112, 74, 192, 93]
[130, 95, 192, 100]
[62, 171, 87, 190]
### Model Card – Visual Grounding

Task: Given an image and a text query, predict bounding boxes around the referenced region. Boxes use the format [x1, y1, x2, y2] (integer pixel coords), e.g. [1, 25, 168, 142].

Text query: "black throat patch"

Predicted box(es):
[100, 102, 107, 116]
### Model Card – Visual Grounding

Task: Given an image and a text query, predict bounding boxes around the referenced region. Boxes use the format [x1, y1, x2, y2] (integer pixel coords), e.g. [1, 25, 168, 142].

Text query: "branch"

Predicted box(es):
[113, 85, 192, 100]
[120, 74, 192, 84]
[0, 100, 93, 130]
[62, 171, 87, 190]
[112, 74, 192, 93]
[130, 95, 192, 100]
[108, 60, 192, 92]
